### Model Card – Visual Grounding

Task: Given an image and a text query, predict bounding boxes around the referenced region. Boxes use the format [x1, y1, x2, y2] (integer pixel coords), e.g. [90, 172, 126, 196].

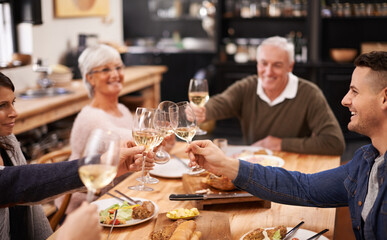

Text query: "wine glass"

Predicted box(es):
[188, 78, 209, 135]
[154, 101, 178, 163]
[78, 128, 121, 202]
[169, 101, 206, 175]
[128, 107, 158, 191]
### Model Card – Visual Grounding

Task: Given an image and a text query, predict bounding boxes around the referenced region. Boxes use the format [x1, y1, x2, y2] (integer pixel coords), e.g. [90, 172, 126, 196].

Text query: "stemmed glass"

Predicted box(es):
[78, 128, 121, 202]
[188, 78, 209, 135]
[169, 101, 205, 175]
[154, 101, 178, 162]
[128, 107, 158, 191]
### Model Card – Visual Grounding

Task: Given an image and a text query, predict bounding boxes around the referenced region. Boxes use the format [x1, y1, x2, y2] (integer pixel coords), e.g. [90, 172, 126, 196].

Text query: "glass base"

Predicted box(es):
[195, 127, 207, 135]
[128, 184, 153, 191]
[155, 150, 170, 164]
[136, 175, 159, 184]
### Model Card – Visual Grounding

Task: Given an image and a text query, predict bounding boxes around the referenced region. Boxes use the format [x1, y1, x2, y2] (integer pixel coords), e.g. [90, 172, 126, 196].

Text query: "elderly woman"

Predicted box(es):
[69, 44, 134, 161]
[0, 72, 150, 240]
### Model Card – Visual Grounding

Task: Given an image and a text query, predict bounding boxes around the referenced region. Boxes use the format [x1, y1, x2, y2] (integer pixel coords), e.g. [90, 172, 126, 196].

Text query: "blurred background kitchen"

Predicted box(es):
[0, 0, 386, 162]
[1, 1, 386, 238]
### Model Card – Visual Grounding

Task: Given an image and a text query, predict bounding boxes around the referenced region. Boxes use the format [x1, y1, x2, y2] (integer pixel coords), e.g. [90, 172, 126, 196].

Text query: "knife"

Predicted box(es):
[169, 192, 253, 201]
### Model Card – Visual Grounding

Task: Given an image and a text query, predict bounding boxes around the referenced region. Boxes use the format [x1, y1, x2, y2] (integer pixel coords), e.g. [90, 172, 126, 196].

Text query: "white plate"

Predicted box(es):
[240, 227, 329, 240]
[238, 155, 285, 167]
[92, 197, 159, 227]
[150, 157, 191, 178]
[225, 145, 273, 157]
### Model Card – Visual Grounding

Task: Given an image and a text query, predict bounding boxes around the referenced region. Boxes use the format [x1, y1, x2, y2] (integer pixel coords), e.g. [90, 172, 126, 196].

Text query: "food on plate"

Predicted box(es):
[243, 155, 283, 167]
[149, 220, 202, 240]
[149, 219, 185, 240]
[133, 201, 155, 219]
[243, 226, 287, 240]
[254, 149, 269, 155]
[232, 149, 269, 159]
[205, 173, 236, 191]
[166, 208, 200, 220]
[99, 201, 139, 225]
[99, 200, 155, 225]
[170, 220, 201, 240]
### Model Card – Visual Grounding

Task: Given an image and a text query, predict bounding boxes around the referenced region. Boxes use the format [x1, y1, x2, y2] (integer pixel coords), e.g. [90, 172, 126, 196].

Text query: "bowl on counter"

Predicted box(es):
[330, 48, 358, 63]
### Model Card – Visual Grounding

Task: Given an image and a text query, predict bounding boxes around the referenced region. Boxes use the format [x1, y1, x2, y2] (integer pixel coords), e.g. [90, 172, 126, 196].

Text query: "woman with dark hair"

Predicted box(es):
[0, 72, 153, 239]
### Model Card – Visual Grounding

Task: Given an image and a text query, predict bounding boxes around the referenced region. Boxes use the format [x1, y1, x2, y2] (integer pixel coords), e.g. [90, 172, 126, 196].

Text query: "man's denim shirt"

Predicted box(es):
[233, 144, 386, 240]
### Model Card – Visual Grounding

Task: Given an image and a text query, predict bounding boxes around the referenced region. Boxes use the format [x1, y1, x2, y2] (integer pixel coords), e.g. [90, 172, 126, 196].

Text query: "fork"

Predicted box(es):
[171, 154, 190, 169]
[106, 209, 118, 240]
[284, 221, 304, 239]
[114, 189, 142, 205]
[306, 229, 329, 240]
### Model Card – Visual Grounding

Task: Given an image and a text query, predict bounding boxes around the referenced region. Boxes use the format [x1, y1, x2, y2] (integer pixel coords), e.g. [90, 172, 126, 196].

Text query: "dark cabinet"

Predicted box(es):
[122, 52, 215, 103]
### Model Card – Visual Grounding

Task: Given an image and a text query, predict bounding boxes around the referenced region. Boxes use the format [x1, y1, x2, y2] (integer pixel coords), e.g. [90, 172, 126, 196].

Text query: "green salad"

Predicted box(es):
[99, 201, 140, 225]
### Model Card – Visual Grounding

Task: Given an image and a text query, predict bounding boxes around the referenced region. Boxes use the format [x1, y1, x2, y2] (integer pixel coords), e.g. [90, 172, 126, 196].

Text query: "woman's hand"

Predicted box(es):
[186, 140, 239, 180]
[161, 133, 176, 152]
[57, 202, 101, 240]
[117, 141, 155, 177]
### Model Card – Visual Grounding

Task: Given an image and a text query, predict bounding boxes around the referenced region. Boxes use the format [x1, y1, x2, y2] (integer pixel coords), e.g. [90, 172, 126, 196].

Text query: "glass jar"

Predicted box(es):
[269, 0, 281, 17]
[343, 3, 352, 17]
[234, 38, 249, 63]
[241, 0, 252, 18]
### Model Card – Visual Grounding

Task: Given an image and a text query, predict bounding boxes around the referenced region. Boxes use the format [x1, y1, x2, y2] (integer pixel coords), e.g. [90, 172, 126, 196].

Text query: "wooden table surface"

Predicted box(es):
[14, 65, 167, 134]
[90, 142, 340, 240]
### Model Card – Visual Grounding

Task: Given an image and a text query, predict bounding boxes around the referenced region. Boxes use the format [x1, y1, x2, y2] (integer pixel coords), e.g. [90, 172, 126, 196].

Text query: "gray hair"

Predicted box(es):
[257, 36, 295, 63]
[78, 44, 123, 98]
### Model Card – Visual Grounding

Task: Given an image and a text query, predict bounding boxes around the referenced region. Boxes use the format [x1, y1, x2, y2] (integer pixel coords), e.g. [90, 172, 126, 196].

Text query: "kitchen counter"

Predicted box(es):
[14, 65, 167, 134]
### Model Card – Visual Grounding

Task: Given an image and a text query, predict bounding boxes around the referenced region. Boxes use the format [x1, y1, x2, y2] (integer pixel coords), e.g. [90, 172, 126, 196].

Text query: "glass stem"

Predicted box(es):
[86, 189, 95, 203]
[139, 152, 147, 190]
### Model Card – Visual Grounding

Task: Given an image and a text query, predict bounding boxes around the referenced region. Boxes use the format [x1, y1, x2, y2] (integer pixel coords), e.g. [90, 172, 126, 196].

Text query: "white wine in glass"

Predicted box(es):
[154, 101, 178, 163]
[188, 78, 209, 135]
[169, 101, 205, 175]
[78, 129, 121, 202]
[129, 108, 158, 191]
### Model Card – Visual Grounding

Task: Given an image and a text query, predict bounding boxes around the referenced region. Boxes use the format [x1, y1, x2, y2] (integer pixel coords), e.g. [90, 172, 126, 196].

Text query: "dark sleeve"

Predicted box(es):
[0, 160, 84, 207]
[233, 160, 349, 207]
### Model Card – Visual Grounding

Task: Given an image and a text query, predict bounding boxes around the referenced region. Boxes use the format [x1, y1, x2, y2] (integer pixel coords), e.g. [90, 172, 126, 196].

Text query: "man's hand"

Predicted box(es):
[252, 136, 282, 151]
[186, 140, 239, 180]
[117, 141, 155, 177]
[189, 102, 206, 124]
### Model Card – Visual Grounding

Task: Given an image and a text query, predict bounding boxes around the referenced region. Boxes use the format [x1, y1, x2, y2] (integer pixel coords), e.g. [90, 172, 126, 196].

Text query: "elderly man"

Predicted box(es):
[188, 51, 387, 240]
[193, 36, 345, 155]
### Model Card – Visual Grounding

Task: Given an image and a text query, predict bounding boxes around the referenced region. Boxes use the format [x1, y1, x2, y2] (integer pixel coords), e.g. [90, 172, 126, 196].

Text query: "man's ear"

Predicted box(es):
[381, 87, 387, 110]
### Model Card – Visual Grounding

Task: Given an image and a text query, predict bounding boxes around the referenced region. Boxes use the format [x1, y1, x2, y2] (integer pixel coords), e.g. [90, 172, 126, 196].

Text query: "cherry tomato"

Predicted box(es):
[108, 209, 116, 214]
[291, 238, 299, 240]
[110, 219, 121, 225]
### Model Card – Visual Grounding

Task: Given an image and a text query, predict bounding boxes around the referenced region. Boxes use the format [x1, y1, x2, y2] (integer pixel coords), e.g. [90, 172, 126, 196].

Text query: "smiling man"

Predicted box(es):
[187, 51, 387, 240]
[191, 36, 345, 155]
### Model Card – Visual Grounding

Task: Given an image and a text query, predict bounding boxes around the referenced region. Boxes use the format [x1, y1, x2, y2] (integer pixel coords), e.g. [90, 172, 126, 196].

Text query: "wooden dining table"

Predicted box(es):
[50, 142, 340, 240]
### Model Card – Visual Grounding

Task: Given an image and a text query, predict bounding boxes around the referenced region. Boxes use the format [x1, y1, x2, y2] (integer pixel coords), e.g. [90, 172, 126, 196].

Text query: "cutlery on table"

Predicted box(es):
[106, 209, 118, 240]
[169, 192, 253, 200]
[114, 189, 142, 205]
[284, 221, 304, 239]
[171, 154, 191, 169]
[106, 192, 125, 202]
[306, 229, 329, 240]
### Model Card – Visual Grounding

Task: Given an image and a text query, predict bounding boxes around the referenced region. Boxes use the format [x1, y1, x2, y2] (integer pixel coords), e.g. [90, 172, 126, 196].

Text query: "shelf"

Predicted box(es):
[222, 16, 307, 21]
[150, 15, 202, 21]
[321, 16, 387, 20]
